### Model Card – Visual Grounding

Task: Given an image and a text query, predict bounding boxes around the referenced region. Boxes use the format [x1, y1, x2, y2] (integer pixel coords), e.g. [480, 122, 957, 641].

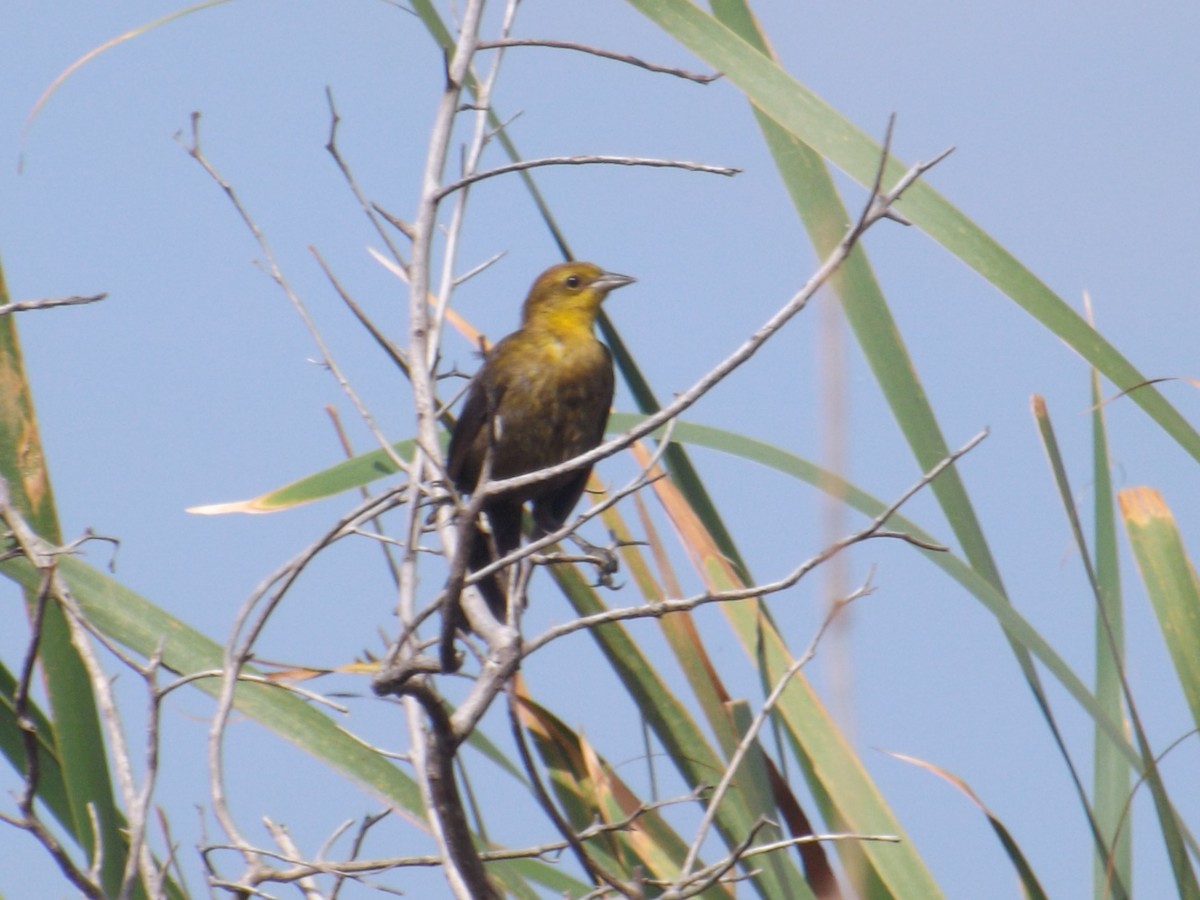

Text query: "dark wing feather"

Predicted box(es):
[446, 368, 502, 493]
[447, 360, 516, 618]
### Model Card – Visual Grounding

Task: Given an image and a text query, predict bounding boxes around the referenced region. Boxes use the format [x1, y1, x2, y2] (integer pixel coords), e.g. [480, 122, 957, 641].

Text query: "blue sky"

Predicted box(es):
[5, 2, 1200, 897]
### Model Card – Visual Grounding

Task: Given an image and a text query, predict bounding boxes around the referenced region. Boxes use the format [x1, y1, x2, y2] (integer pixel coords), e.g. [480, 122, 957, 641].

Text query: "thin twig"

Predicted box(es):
[203, 482, 406, 867]
[314, 252, 411, 377]
[324, 87, 410, 268]
[324, 405, 404, 588]
[263, 819, 323, 900]
[203, 792, 704, 886]
[0, 480, 106, 897]
[662, 827, 900, 898]
[0, 293, 106, 316]
[435, 154, 739, 200]
[180, 116, 410, 479]
[476, 38, 720, 83]
[677, 579, 873, 884]
[330, 810, 391, 899]
[426, 420, 676, 632]
[524, 429, 986, 656]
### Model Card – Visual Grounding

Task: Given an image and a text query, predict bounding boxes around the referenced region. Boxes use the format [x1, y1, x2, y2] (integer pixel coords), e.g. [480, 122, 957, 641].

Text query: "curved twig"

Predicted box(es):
[476, 38, 720, 83]
[435, 155, 740, 200]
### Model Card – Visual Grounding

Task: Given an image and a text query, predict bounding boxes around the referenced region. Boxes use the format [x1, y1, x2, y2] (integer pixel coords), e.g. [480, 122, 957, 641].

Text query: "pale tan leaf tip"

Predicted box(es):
[882, 749, 986, 809]
[1117, 486, 1170, 525]
[1030, 394, 1047, 417]
[187, 499, 272, 516]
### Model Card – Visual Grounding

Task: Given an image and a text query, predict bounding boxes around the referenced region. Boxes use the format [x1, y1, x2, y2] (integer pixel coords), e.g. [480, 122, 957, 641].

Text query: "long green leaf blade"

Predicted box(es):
[1119, 489, 1200, 734]
[1089, 364, 1131, 896]
[0, 261, 130, 895]
[1031, 396, 1129, 900]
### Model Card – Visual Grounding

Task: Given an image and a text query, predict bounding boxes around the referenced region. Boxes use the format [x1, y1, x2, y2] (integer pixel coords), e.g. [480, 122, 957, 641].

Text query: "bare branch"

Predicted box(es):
[451, 423, 678, 600]
[441, 443, 675, 740]
[263, 819, 323, 899]
[402, 126, 959, 751]
[524, 429, 987, 655]
[661, 828, 900, 898]
[435, 154, 740, 200]
[0, 481, 106, 897]
[477, 38, 720, 83]
[404, 680, 501, 899]
[203, 791, 706, 889]
[313, 249, 411, 378]
[0, 292, 106, 316]
[324, 86, 410, 269]
[395, 4, 515, 898]
[203, 483, 407, 869]
[330, 810, 391, 899]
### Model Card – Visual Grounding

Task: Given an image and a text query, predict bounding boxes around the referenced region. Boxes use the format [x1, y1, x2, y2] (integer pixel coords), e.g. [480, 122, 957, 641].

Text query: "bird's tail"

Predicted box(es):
[465, 502, 523, 622]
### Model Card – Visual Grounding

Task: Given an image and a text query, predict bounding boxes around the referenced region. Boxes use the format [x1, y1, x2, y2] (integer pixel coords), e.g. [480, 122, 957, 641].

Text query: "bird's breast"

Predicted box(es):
[485, 332, 612, 485]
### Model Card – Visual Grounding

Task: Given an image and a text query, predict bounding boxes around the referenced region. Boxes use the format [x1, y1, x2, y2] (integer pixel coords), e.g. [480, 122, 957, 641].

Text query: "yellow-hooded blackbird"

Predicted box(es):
[446, 261, 634, 619]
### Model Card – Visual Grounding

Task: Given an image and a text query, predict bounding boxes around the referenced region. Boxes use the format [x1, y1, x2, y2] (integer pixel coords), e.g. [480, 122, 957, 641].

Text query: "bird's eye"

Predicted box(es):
[565, 275, 581, 289]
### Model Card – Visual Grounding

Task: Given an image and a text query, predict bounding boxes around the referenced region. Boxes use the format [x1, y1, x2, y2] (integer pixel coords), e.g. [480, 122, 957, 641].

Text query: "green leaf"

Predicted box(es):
[1116, 487, 1200, 900]
[0, 261, 131, 896]
[0, 553, 422, 811]
[886, 751, 1050, 900]
[1089, 365, 1132, 896]
[188, 436, 421, 514]
[0, 663, 71, 836]
[1119, 489, 1200, 737]
[1031, 395, 1129, 900]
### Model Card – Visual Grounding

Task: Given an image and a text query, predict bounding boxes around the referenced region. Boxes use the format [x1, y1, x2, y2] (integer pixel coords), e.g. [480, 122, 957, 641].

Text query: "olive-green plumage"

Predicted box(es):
[447, 262, 634, 619]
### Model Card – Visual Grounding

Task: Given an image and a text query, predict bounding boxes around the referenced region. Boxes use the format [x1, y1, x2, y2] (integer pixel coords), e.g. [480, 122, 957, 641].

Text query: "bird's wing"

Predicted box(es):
[447, 369, 502, 492]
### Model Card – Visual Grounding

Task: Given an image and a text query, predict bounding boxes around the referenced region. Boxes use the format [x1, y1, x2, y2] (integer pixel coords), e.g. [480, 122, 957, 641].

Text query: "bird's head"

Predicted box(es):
[520, 262, 635, 329]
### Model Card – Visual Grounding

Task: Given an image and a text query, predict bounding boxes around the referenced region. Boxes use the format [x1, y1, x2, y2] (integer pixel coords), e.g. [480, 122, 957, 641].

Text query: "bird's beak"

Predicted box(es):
[593, 271, 636, 293]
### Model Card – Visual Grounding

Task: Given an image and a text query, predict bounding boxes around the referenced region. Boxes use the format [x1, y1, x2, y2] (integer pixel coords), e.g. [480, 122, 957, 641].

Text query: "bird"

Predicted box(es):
[446, 261, 635, 622]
